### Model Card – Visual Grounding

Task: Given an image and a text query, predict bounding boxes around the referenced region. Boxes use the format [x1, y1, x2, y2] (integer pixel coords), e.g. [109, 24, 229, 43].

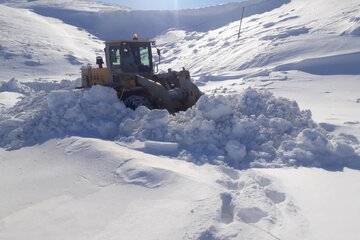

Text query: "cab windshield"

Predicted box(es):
[110, 42, 153, 73]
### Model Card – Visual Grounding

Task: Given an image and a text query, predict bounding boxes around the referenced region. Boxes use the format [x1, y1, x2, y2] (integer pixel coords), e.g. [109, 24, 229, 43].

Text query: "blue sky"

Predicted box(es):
[100, 0, 242, 10]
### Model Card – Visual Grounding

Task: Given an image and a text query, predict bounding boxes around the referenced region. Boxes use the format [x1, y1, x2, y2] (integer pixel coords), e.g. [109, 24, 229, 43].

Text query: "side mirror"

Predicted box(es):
[155, 48, 161, 73]
[96, 56, 104, 68]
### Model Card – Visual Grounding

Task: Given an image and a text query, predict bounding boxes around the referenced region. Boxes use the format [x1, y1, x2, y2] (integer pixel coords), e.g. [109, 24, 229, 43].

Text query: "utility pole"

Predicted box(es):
[238, 7, 245, 39]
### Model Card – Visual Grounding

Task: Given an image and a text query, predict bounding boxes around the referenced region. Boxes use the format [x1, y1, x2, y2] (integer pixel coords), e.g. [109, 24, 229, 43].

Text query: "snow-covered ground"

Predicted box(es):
[1, 0, 360, 239]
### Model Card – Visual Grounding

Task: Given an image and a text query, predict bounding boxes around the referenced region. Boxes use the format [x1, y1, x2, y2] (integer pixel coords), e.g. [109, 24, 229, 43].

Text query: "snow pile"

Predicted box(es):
[122, 89, 360, 169]
[0, 84, 131, 148]
[0, 80, 359, 169]
[0, 78, 33, 94]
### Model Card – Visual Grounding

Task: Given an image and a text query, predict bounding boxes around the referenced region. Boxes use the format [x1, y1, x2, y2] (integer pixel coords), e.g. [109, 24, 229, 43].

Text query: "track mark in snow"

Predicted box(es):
[278, 16, 299, 23]
[259, 81, 274, 87]
[356, 98, 360, 103]
[275, 52, 360, 75]
[24, 60, 41, 66]
[56, 138, 91, 155]
[217, 167, 245, 190]
[65, 54, 82, 65]
[263, 22, 276, 28]
[344, 121, 359, 125]
[198, 226, 221, 240]
[237, 207, 268, 224]
[220, 193, 234, 224]
[116, 164, 172, 189]
[319, 122, 337, 132]
[263, 16, 299, 29]
[261, 27, 310, 40]
[261, 27, 310, 41]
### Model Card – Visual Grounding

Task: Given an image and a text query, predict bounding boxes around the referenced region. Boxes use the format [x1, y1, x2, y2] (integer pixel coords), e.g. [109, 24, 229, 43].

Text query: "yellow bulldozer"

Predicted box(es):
[81, 35, 202, 113]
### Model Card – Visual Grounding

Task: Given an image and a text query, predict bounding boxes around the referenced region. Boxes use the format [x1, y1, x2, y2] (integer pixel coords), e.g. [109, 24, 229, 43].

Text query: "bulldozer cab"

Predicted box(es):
[105, 40, 155, 74]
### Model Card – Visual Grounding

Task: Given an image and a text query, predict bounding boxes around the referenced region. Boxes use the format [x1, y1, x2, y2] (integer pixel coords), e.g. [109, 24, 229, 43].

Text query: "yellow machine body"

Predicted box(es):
[81, 38, 202, 113]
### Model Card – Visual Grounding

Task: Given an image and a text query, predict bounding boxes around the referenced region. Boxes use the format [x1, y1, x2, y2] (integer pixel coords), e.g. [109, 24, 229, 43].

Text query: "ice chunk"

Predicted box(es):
[145, 141, 179, 154]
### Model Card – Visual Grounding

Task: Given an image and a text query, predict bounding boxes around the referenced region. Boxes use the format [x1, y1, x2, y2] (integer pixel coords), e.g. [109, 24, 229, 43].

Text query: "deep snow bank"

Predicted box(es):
[0, 80, 359, 169]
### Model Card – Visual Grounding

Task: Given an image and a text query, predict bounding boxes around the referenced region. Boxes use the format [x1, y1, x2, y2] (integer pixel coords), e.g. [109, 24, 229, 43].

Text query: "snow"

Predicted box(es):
[259, 168, 360, 240]
[9, 0, 291, 40]
[1, 0, 131, 12]
[0, 92, 23, 109]
[0, 80, 358, 170]
[275, 52, 360, 75]
[0, 4, 103, 81]
[156, 0, 360, 76]
[0, 138, 219, 240]
[1, 0, 360, 239]
[0, 137, 311, 240]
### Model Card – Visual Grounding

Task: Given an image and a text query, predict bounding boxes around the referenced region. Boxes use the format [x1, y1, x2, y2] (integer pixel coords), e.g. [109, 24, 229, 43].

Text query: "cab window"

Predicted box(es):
[140, 46, 150, 67]
[110, 47, 121, 67]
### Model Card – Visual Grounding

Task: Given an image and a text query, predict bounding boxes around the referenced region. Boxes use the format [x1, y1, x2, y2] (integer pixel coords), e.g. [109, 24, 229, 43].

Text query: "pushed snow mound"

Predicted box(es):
[121, 90, 360, 169]
[0, 80, 359, 169]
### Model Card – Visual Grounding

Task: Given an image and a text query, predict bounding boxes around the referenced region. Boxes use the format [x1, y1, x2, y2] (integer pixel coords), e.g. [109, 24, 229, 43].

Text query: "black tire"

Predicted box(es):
[123, 95, 153, 110]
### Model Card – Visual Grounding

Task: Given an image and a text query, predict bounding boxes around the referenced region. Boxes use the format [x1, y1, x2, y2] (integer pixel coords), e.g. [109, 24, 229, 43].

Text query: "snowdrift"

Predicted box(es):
[1, 80, 359, 170]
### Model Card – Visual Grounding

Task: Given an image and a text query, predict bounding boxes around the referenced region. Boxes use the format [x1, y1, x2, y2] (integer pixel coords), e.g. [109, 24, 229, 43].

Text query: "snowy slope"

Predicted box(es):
[1, 0, 360, 239]
[1, 0, 131, 12]
[157, 0, 360, 74]
[156, 0, 360, 126]
[0, 4, 103, 81]
[8, 0, 291, 40]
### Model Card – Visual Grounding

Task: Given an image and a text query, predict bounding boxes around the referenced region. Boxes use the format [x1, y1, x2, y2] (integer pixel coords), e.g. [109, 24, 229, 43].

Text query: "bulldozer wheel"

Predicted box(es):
[123, 95, 153, 110]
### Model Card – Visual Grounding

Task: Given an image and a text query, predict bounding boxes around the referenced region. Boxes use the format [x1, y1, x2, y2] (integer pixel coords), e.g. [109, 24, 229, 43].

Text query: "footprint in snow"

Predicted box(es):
[237, 207, 268, 224]
[255, 176, 272, 187]
[220, 166, 239, 180]
[265, 189, 286, 204]
[220, 193, 235, 224]
[216, 179, 245, 190]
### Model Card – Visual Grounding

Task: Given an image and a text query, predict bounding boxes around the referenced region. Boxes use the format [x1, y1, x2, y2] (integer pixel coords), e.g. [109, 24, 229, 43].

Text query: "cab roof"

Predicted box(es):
[105, 40, 156, 45]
